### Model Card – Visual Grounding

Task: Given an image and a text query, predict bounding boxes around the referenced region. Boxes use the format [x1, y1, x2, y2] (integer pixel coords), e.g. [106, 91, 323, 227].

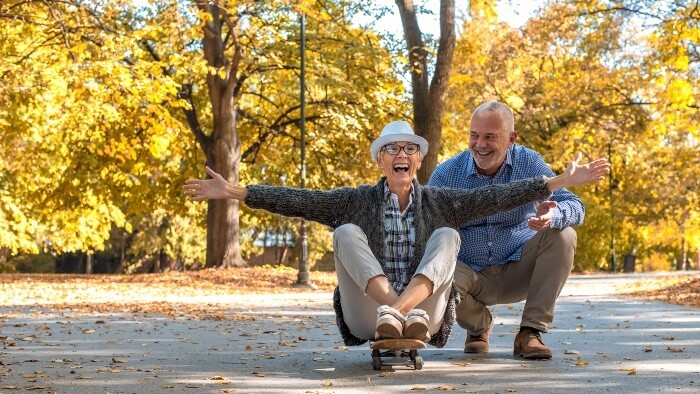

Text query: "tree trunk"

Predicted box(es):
[155, 248, 164, 273]
[190, 2, 245, 267]
[204, 94, 243, 267]
[85, 252, 93, 274]
[395, 0, 456, 183]
[116, 230, 126, 274]
[679, 232, 687, 271]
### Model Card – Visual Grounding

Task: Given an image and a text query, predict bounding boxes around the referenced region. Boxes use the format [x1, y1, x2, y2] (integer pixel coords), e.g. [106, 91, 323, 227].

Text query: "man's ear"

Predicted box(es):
[510, 131, 518, 144]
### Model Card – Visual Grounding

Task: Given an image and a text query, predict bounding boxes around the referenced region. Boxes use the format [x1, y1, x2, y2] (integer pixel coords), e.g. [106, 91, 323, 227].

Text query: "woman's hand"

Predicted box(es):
[183, 166, 246, 201]
[547, 153, 610, 191]
[564, 153, 610, 187]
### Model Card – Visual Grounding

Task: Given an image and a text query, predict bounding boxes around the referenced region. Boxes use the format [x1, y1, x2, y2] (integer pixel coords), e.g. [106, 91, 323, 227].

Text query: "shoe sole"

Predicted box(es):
[513, 348, 552, 359]
[403, 317, 429, 341]
[464, 346, 489, 354]
[375, 316, 403, 339]
[403, 324, 429, 341]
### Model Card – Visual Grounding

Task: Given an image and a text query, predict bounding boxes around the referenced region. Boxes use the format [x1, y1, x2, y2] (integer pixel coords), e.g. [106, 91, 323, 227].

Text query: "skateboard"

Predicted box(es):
[369, 338, 426, 370]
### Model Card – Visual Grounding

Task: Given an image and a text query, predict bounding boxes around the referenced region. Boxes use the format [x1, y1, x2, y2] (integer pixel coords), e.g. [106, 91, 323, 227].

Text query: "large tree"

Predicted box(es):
[176, 1, 408, 267]
[394, 0, 456, 183]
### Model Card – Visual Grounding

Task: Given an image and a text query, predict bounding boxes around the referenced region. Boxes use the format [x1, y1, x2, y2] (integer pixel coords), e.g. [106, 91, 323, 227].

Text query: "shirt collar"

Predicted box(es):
[383, 181, 415, 210]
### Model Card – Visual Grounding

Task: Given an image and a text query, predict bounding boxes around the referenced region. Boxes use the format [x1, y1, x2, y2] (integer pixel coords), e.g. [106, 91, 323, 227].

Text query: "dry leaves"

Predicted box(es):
[0, 268, 337, 318]
[620, 367, 637, 375]
[625, 276, 700, 308]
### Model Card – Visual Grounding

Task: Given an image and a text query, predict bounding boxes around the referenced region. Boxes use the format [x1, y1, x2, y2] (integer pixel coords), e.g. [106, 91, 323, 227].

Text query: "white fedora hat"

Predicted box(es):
[370, 120, 429, 160]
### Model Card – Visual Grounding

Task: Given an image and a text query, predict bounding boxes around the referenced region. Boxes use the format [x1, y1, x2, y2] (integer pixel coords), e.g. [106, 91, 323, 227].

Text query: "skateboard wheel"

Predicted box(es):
[414, 356, 423, 370]
[372, 356, 382, 370]
[409, 349, 417, 360]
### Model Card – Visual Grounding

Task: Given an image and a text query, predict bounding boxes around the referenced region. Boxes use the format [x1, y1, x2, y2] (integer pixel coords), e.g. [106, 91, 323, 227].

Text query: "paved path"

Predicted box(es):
[1, 272, 699, 393]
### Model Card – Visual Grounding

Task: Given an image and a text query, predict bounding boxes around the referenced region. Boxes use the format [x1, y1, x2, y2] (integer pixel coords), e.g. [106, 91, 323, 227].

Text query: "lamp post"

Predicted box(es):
[295, 11, 310, 286]
[608, 139, 617, 272]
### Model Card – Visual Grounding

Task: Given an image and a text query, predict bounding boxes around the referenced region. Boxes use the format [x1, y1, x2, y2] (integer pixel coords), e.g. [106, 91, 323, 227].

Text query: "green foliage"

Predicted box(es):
[0, 261, 17, 274]
[9, 253, 55, 273]
[125, 206, 206, 273]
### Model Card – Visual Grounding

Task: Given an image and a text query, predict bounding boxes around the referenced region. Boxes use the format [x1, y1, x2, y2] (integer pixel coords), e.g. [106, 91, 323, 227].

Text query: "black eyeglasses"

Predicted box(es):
[382, 144, 420, 155]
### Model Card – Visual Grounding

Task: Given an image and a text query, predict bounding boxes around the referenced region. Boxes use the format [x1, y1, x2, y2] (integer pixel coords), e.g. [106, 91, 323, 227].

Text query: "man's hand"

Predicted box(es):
[527, 200, 557, 231]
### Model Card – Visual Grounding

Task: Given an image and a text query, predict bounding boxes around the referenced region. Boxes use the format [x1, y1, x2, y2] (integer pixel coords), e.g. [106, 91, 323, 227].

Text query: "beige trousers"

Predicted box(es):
[333, 224, 459, 340]
[453, 227, 576, 334]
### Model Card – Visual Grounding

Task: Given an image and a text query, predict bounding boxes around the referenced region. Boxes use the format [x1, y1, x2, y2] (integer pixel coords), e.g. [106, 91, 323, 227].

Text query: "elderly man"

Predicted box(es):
[428, 101, 586, 359]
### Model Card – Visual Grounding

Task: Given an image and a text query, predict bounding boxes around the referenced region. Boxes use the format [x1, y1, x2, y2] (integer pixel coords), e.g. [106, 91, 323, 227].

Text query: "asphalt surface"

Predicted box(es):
[1, 272, 699, 394]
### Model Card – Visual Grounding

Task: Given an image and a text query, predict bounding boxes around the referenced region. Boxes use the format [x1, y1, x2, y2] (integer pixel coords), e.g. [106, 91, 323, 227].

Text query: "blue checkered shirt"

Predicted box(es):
[427, 144, 584, 271]
[383, 183, 416, 294]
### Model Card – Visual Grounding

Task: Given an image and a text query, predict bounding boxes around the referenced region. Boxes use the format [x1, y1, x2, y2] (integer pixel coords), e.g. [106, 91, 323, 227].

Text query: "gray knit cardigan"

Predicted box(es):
[245, 176, 551, 347]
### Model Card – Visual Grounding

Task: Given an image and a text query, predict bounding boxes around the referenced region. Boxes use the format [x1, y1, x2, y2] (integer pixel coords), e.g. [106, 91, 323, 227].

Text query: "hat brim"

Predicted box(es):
[370, 134, 429, 160]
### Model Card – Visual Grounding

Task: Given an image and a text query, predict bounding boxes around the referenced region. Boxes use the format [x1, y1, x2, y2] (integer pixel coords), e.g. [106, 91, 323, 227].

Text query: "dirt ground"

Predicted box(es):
[0, 267, 698, 317]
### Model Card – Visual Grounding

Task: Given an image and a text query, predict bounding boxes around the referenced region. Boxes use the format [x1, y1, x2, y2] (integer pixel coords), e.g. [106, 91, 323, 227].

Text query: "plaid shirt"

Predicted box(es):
[428, 144, 584, 271]
[382, 183, 416, 294]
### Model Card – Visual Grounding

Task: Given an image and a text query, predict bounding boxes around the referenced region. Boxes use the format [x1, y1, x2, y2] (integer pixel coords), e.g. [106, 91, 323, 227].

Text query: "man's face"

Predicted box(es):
[376, 142, 422, 189]
[469, 112, 517, 176]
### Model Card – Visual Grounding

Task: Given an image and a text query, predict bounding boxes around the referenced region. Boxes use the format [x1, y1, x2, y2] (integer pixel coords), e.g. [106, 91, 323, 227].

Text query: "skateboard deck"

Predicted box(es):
[369, 338, 427, 370]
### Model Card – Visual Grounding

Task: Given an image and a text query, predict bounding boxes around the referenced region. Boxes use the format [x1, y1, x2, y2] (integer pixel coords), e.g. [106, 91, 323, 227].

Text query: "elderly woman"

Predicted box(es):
[184, 121, 609, 347]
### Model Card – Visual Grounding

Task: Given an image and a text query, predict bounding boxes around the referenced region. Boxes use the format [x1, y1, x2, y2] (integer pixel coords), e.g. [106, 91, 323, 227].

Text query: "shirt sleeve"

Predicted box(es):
[244, 184, 353, 228]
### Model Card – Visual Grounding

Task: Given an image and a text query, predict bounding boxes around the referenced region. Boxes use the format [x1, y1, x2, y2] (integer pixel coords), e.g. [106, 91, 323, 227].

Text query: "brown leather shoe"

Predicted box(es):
[513, 327, 552, 359]
[464, 321, 493, 353]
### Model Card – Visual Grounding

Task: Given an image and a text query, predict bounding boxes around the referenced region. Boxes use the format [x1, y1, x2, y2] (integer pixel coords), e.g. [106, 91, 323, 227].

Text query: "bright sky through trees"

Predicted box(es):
[352, 0, 538, 36]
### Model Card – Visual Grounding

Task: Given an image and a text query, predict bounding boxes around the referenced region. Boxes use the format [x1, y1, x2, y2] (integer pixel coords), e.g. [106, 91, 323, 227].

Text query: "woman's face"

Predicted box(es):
[376, 141, 422, 192]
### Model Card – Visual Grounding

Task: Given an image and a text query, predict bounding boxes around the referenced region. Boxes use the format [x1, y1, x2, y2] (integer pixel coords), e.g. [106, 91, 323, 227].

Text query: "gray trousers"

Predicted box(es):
[453, 227, 576, 333]
[333, 224, 459, 340]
